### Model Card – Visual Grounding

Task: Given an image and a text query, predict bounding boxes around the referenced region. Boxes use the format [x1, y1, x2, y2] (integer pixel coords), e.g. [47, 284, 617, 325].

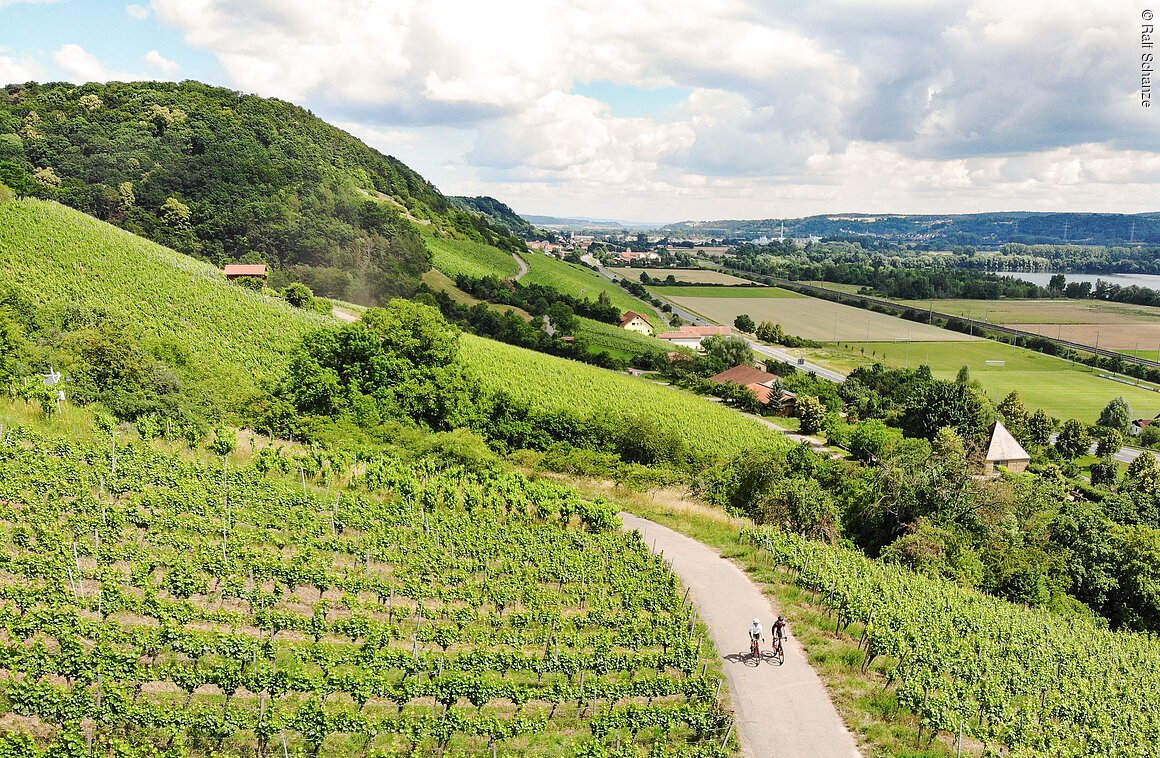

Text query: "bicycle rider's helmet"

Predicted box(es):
[752, 618, 759, 625]
[778, 615, 785, 621]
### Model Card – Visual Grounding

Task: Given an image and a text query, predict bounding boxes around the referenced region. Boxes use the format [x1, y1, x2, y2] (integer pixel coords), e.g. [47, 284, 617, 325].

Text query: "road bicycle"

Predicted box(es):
[771, 634, 784, 664]
[749, 635, 761, 659]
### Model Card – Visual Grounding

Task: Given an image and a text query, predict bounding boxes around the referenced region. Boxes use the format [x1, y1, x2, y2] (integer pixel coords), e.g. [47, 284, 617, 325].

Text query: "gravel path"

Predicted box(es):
[621, 513, 861, 758]
[513, 252, 529, 281]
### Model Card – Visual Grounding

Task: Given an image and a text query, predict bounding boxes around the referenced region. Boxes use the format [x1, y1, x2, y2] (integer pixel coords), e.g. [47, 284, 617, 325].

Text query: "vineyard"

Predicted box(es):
[0, 418, 733, 756]
[743, 527, 1160, 757]
[0, 198, 329, 397]
[572, 319, 672, 360]
[458, 335, 780, 460]
[521, 256, 664, 325]
[426, 234, 520, 281]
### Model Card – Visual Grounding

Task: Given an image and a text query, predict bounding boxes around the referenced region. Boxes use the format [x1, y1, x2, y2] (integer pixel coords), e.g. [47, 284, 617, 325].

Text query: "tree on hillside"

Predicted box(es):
[1098, 396, 1133, 435]
[997, 391, 1031, 443]
[1028, 408, 1056, 446]
[734, 314, 756, 333]
[901, 379, 994, 447]
[1096, 429, 1124, 458]
[955, 365, 971, 385]
[282, 283, 315, 309]
[1055, 419, 1092, 460]
[700, 335, 753, 368]
[796, 395, 826, 435]
[1126, 452, 1160, 496]
[546, 302, 577, 336]
[1091, 457, 1119, 489]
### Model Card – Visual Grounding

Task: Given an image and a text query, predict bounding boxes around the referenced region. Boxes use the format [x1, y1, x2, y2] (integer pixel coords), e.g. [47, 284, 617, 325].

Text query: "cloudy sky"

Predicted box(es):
[2, 0, 1156, 221]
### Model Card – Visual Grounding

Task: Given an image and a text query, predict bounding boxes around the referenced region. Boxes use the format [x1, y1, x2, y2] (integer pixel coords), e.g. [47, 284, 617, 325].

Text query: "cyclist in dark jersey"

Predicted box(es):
[771, 615, 788, 654]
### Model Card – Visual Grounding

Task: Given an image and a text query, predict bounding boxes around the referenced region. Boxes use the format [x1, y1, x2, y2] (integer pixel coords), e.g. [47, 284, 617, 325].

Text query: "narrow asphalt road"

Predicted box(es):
[513, 252, 529, 281]
[621, 513, 861, 758]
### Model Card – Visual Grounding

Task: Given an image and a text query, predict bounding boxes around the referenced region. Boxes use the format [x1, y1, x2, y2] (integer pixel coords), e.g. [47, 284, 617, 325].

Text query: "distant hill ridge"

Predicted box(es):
[0, 80, 523, 304]
[660, 211, 1160, 247]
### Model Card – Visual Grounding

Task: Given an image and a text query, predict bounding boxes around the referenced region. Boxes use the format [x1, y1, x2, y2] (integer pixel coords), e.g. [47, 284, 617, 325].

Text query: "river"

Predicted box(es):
[995, 271, 1160, 289]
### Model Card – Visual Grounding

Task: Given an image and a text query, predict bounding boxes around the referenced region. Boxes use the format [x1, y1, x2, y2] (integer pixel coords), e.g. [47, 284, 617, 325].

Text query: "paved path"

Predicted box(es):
[513, 252, 529, 281]
[621, 514, 861, 758]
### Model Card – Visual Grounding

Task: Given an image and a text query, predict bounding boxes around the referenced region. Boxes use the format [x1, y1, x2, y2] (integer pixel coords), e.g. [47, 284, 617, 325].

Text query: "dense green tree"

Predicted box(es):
[1095, 429, 1124, 458]
[700, 335, 753, 368]
[1055, 419, 1092, 460]
[1091, 457, 1119, 488]
[282, 283, 315, 309]
[734, 314, 756, 333]
[901, 379, 994, 447]
[996, 391, 1031, 443]
[546, 302, 577, 336]
[756, 477, 840, 542]
[1098, 396, 1133, 435]
[796, 395, 826, 435]
[955, 365, 971, 385]
[1028, 408, 1056, 446]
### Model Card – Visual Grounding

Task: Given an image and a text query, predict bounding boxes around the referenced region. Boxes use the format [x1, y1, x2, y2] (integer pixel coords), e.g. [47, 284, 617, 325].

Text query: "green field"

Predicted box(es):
[0, 198, 330, 399]
[523, 254, 664, 322]
[647, 285, 797, 298]
[574, 317, 673, 359]
[459, 334, 780, 459]
[835, 340, 1160, 422]
[615, 268, 755, 285]
[425, 232, 519, 280]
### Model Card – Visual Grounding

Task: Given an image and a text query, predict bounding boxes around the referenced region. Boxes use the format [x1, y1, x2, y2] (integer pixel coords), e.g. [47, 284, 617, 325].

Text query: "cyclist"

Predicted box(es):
[771, 615, 788, 657]
[748, 618, 763, 657]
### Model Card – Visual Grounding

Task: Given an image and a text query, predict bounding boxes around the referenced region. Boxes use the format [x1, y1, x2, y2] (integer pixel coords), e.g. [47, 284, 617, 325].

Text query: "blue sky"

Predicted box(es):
[1, 0, 1157, 221]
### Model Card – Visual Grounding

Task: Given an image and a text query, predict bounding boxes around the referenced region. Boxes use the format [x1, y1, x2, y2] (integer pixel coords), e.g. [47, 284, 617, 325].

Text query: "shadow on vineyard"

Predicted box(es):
[0, 418, 735, 757]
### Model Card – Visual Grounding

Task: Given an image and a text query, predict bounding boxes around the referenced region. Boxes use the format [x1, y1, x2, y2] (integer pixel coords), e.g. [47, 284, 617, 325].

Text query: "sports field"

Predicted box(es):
[834, 340, 1160, 423]
[616, 267, 756, 285]
[662, 288, 974, 342]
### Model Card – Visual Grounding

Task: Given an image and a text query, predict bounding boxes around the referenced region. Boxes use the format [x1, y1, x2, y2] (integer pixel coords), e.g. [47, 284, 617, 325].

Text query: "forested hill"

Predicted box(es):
[0, 80, 523, 303]
[662, 211, 1160, 247]
[451, 195, 540, 238]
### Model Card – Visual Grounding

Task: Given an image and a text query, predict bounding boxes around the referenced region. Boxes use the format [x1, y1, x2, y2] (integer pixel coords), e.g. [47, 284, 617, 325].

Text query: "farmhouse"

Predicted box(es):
[654, 325, 732, 349]
[619, 311, 654, 335]
[1132, 413, 1160, 435]
[984, 420, 1030, 474]
[617, 251, 661, 263]
[708, 364, 796, 415]
[223, 264, 267, 280]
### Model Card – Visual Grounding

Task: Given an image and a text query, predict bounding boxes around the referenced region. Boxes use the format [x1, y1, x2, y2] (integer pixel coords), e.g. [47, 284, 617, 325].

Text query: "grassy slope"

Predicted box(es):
[837, 339, 1160, 422]
[425, 231, 519, 279]
[0, 198, 330, 397]
[523, 253, 665, 322]
[459, 334, 780, 459]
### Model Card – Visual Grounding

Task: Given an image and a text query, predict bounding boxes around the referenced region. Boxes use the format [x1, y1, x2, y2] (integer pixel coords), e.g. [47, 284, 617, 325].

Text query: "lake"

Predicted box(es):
[994, 271, 1160, 290]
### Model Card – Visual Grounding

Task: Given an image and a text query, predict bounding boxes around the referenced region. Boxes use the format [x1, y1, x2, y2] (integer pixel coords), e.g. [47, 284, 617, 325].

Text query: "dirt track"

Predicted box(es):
[621, 513, 861, 758]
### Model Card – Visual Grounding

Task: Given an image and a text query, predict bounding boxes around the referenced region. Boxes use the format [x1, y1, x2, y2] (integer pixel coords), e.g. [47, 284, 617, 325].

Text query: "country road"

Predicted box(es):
[513, 252, 529, 281]
[621, 514, 861, 758]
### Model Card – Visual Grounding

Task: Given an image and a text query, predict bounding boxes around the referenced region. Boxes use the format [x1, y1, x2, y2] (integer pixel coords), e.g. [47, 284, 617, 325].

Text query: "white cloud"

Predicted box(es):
[0, 53, 43, 83]
[52, 44, 128, 83]
[146, 0, 1160, 217]
[125, 3, 150, 19]
[143, 49, 179, 74]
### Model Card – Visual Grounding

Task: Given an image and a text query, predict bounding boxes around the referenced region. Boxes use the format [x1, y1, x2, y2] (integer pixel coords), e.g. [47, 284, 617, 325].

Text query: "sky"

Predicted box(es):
[1, 0, 1157, 222]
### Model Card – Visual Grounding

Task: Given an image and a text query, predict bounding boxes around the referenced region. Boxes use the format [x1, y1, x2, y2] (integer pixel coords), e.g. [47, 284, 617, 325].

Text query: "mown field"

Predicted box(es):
[425, 232, 519, 280]
[0, 417, 733, 757]
[523, 254, 665, 323]
[830, 340, 1160, 422]
[659, 287, 973, 343]
[647, 286, 792, 299]
[613, 268, 754, 285]
[0, 198, 330, 398]
[459, 335, 780, 460]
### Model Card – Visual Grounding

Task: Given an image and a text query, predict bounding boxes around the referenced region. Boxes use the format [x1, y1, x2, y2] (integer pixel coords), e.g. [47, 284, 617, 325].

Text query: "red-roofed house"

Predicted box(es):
[619, 311, 654, 335]
[223, 264, 268, 280]
[708, 365, 796, 415]
[654, 324, 732, 348]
